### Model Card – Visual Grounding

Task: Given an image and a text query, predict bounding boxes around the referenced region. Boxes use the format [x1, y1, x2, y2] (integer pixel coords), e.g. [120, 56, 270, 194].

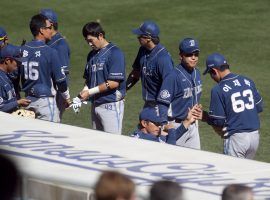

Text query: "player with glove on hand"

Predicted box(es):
[0, 44, 31, 114]
[71, 22, 126, 134]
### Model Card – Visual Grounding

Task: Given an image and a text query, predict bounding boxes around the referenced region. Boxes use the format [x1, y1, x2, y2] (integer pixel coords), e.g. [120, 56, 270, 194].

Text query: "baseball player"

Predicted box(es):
[72, 22, 126, 134]
[40, 9, 71, 121]
[0, 27, 23, 100]
[126, 20, 174, 117]
[202, 53, 263, 159]
[0, 44, 31, 113]
[157, 38, 202, 149]
[19, 14, 71, 122]
[131, 105, 200, 144]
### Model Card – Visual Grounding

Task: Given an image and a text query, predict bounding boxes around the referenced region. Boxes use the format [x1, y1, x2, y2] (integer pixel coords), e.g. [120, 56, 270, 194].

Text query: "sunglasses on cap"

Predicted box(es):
[184, 52, 199, 57]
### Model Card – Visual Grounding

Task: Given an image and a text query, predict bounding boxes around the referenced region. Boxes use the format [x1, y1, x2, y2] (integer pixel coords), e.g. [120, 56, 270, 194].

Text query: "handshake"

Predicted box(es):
[69, 96, 87, 113]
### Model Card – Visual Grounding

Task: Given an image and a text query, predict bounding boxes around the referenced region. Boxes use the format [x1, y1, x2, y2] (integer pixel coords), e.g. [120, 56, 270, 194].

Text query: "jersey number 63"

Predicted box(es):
[231, 89, 254, 113]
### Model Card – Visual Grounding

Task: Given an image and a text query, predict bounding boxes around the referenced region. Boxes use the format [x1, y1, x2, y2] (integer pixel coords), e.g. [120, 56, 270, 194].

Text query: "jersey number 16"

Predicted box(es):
[22, 61, 39, 81]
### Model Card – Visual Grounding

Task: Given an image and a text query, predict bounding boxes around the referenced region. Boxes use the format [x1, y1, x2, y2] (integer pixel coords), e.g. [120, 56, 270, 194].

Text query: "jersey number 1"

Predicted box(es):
[231, 89, 254, 113]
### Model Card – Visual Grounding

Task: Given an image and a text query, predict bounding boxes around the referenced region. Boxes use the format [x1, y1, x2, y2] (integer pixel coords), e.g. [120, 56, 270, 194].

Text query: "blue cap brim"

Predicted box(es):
[14, 57, 23, 63]
[203, 67, 210, 75]
[132, 28, 144, 35]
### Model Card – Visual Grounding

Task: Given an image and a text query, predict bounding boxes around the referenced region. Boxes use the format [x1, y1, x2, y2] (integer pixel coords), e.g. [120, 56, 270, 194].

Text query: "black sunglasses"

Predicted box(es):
[147, 120, 162, 126]
[137, 35, 151, 39]
[184, 52, 199, 57]
[42, 25, 53, 30]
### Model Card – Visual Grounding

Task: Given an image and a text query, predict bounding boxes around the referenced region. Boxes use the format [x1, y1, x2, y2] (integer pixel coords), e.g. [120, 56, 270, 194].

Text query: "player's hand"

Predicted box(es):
[64, 98, 72, 109]
[17, 98, 31, 107]
[190, 104, 203, 120]
[79, 90, 90, 101]
[163, 123, 174, 132]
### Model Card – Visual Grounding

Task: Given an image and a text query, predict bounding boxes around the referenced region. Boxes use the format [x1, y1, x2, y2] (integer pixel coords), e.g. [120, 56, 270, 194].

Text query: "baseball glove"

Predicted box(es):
[11, 109, 36, 119]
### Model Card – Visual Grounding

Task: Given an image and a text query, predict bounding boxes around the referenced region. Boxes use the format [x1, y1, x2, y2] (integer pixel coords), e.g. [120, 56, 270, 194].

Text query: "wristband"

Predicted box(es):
[61, 89, 70, 100]
[88, 86, 100, 96]
[83, 85, 89, 91]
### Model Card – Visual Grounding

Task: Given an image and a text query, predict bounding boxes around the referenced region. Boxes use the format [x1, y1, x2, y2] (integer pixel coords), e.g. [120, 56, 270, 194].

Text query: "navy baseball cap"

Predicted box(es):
[139, 107, 165, 124]
[0, 27, 7, 46]
[0, 44, 22, 63]
[132, 20, 160, 38]
[40, 9, 58, 23]
[203, 53, 229, 75]
[179, 38, 200, 54]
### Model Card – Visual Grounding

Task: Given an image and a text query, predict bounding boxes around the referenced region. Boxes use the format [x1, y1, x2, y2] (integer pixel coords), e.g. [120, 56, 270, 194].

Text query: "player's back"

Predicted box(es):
[47, 33, 70, 75]
[21, 40, 63, 97]
[216, 73, 262, 134]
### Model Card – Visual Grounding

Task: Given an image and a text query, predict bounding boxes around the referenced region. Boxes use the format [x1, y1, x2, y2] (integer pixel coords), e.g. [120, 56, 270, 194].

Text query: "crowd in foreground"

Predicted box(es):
[0, 153, 255, 200]
[0, 8, 263, 160]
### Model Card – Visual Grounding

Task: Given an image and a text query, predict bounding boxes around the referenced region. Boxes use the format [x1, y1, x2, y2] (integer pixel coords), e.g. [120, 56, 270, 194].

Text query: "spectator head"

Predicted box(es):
[0, 154, 20, 200]
[93, 170, 135, 200]
[150, 180, 183, 200]
[222, 184, 254, 200]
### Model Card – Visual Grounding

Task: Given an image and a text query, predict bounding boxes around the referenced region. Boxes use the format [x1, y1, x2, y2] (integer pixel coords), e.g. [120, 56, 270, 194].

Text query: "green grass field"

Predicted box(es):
[1, 0, 270, 162]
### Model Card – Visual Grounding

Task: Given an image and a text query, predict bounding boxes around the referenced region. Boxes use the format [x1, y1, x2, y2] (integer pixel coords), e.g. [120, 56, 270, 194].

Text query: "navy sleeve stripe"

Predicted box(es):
[209, 114, 226, 119]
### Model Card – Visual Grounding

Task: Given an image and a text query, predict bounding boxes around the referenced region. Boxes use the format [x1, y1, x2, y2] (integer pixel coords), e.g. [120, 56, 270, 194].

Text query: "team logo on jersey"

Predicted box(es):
[35, 51, 41, 57]
[23, 50, 28, 57]
[160, 90, 170, 99]
[0, 97, 3, 104]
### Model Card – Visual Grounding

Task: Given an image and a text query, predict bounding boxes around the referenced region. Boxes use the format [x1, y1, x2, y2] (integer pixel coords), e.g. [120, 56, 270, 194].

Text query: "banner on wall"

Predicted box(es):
[0, 112, 269, 200]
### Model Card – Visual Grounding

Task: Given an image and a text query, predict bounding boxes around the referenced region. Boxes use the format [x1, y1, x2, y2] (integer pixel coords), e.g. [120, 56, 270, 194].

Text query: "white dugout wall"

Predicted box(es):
[0, 112, 270, 200]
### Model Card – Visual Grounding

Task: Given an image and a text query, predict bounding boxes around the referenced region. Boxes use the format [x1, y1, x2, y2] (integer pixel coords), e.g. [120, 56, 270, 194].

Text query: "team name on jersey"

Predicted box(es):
[91, 62, 105, 72]
[183, 85, 202, 98]
[142, 66, 152, 76]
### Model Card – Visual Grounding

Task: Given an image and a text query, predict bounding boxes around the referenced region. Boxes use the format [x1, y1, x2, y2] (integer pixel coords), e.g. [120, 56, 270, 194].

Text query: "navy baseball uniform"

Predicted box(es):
[157, 38, 202, 149]
[47, 32, 70, 76]
[204, 53, 263, 159]
[83, 42, 126, 134]
[0, 70, 18, 113]
[20, 40, 68, 122]
[132, 44, 174, 104]
[131, 106, 190, 145]
[41, 9, 71, 120]
[47, 32, 71, 119]
[131, 124, 190, 145]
